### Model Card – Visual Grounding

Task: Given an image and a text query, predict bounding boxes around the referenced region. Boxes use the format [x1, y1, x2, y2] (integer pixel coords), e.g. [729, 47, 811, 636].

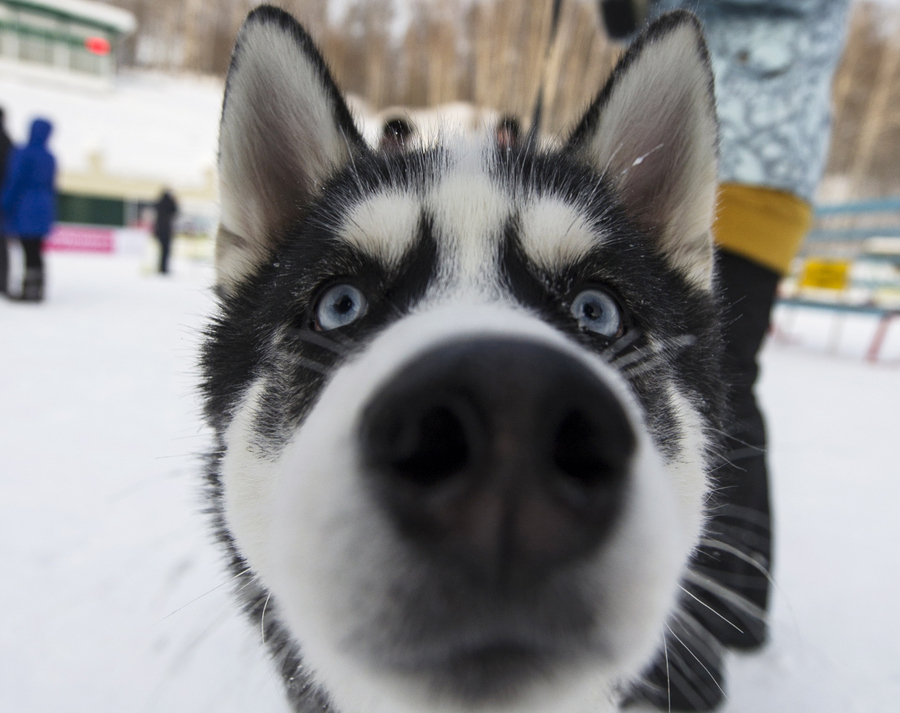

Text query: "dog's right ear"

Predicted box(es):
[216, 6, 367, 292]
[566, 12, 718, 291]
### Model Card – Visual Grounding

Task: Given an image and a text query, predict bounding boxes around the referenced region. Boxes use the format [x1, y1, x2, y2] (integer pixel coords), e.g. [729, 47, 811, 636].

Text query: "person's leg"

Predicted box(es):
[159, 235, 171, 274]
[690, 249, 779, 648]
[21, 238, 44, 301]
[0, 235, 8, 294]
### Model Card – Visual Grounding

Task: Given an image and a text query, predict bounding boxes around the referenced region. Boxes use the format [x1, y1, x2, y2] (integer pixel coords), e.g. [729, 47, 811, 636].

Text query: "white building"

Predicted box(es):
[0, 0, 135, 89]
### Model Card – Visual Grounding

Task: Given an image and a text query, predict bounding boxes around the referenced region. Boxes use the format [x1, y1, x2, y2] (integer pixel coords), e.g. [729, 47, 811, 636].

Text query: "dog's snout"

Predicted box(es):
[360, 337, 635, 583]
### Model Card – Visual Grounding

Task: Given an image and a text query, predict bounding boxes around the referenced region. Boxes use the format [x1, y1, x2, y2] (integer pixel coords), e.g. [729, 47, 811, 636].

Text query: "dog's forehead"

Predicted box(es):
[333, 142, 607, 277]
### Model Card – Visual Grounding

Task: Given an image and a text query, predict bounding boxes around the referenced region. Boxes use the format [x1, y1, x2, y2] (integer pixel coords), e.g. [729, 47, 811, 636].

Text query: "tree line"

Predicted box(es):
[102, 0, 900, 199]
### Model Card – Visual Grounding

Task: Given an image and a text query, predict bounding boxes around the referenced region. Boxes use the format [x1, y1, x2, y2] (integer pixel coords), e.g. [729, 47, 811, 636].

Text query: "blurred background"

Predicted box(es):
[1, 2, 899, 712]
[2, 0, 900, 290]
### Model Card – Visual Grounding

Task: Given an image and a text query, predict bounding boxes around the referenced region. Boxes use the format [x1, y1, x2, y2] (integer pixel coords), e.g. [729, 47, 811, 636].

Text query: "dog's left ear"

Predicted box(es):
[567, 12, 718, 290]
[216, 6, 367, 292]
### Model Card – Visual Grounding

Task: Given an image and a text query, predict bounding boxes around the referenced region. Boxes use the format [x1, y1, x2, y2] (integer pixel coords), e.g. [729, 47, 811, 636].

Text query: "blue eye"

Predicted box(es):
[315, 284, 367, 331]
[570, 289, 623, 337]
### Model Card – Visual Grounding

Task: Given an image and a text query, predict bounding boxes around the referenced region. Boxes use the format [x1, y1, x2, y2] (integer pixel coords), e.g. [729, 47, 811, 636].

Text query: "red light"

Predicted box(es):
[85, 36, 111, 56]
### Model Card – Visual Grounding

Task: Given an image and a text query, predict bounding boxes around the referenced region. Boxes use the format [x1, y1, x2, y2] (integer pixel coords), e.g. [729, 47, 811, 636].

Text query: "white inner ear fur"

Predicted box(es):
[217, 20, 355, 290]
[581, 22, 717, 291]
[518, 196, 603, 271]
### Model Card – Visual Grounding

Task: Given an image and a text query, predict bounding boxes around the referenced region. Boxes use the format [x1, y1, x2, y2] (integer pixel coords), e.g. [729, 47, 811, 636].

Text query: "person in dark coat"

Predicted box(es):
[0, 108, 14, 295]
[153, 189, 178, 274]
[1, 118, 56, 302]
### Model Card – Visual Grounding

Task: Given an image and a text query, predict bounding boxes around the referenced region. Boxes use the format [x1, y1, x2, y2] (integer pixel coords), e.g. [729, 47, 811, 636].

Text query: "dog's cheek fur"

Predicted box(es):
[219, 379, 286, 580]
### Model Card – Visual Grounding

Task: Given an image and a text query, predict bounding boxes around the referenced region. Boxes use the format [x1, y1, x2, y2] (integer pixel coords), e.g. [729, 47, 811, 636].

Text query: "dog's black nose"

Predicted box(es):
[359, 337, 635, 584]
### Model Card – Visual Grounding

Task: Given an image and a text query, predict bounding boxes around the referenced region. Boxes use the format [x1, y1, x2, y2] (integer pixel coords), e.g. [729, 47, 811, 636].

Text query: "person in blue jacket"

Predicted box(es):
[0, 108, 12, 295]
[2, 118, 57, 302]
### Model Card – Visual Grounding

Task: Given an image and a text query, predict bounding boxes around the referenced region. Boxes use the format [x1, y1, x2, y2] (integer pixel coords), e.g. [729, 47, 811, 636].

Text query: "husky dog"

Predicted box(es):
[202, 6, 723, 713]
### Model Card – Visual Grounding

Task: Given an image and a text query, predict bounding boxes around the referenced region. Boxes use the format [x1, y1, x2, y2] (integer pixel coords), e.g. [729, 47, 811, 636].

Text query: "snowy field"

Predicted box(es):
[2, 250, 899, 712]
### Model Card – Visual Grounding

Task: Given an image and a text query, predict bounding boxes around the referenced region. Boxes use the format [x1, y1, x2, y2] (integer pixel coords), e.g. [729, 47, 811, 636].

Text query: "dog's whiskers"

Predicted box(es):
[663, 631, 672, 713]
[618, 334, 698, 381]
[677, 584, 744, 633]
[610, 332, 695, 368]
[683, 568, 767, 621]
[291, 355, 331, 375]
[704, 426, 764, 452]
[158, 566, 253, 623]
[664, 622, 727, 700]
[622, 353, 665, 381]
[698, 537, 773, 581]
[603, 329, 643, 362]
[260, 592, 271, 645]
[293, 330, 351, 356]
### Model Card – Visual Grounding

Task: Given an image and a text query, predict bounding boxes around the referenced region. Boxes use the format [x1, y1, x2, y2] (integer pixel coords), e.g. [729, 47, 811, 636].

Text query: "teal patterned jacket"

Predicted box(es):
[649, 0, 851, 202]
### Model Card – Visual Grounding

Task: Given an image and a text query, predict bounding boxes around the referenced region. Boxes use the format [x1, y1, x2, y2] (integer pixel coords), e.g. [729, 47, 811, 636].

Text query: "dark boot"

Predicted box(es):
[0, 237, 8, 295]
[21, 267, 44, 302]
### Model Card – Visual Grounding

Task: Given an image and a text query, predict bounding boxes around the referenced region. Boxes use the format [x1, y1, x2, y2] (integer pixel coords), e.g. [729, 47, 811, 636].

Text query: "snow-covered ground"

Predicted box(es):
[2, 250, 898, 712]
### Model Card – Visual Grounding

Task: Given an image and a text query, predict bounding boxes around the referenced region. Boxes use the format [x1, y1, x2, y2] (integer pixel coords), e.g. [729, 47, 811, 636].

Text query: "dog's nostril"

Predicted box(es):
[387, 404, 470, 487]
[552, 409, 619, 488]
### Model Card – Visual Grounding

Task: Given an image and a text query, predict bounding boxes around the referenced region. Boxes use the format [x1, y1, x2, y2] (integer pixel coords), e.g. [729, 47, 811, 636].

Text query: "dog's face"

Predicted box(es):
[203, 8, 721, 713]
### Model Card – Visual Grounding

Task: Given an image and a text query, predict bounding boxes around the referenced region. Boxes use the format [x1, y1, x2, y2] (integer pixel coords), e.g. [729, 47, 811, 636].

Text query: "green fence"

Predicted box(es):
[57, 193, 125, 227]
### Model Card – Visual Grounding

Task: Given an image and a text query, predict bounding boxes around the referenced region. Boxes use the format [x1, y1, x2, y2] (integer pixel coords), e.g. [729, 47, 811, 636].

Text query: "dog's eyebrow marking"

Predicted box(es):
[337, 190, 420, 269]
[517, 196, 603, 271]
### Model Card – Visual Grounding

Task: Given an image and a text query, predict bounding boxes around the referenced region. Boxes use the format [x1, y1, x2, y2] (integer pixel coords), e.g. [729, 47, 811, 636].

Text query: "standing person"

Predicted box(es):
[153, 189, 178, 274]
[0, 108, 12, 295]
[1, 118, 56, 303]
[599, 1, 852, 710]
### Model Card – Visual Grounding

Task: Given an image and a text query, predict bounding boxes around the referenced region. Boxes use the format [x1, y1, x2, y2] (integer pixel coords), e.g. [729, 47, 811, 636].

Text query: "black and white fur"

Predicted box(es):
[202, 7, 723, 713]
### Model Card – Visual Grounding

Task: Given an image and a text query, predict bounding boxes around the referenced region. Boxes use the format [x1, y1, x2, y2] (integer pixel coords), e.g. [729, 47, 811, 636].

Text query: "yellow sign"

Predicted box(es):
[799, 259, 851, 290]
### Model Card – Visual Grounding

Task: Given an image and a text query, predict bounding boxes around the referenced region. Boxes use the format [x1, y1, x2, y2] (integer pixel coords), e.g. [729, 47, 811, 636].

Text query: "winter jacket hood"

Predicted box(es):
[2, 118, 57, 238]
[27, 119, 52, 148]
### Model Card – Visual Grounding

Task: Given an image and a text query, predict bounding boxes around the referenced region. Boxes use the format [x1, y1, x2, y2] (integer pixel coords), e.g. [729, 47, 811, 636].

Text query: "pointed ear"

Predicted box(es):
[567, 12, 718, 290]
[216, 6, 367, 291]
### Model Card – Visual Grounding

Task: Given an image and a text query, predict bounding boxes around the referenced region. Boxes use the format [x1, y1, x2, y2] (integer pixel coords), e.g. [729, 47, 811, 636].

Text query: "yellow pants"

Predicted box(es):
[713, 183, 813, 276]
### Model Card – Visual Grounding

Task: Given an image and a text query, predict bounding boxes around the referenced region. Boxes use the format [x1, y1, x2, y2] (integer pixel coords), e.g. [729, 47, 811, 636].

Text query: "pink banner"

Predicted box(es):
[45, 224, 115, 253]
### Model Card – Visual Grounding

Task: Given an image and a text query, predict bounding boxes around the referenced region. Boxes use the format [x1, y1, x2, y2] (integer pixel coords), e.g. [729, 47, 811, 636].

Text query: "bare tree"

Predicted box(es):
[99, 0, 900, 198]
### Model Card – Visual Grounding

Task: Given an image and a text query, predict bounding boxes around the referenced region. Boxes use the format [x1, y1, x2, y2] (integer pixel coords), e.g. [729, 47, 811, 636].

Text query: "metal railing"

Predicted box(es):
[777, 197, 900, 362]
